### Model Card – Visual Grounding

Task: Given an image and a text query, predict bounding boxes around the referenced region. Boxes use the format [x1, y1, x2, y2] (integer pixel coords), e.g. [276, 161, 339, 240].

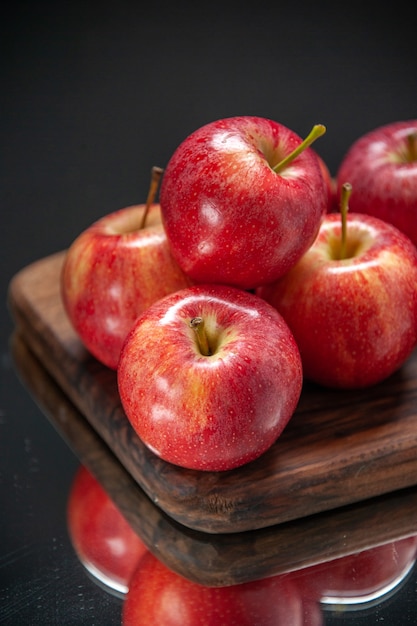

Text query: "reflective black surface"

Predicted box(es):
[2, 3, 417, 624]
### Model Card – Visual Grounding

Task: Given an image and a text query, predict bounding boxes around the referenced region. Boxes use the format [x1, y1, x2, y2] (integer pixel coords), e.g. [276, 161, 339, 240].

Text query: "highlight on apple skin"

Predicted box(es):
[160, 116, 329, 290]
[257, 208, 417, 389]
[336, 119, 417, 246]
[117, 284, 303, 471]
[61, 202, 191, 370]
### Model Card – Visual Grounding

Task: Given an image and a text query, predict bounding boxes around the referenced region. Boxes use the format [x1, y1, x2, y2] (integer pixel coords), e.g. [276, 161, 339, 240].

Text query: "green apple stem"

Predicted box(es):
[272, 124, 326, 174]
[139, 166, 164, 230]
[339, 182, 352, 260]
[190, 317, 211, 356]
[407, 131, 417, 162]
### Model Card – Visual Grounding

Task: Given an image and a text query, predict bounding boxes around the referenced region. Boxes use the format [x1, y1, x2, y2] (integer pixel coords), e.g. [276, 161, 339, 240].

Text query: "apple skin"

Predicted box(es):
[159, 116, 328, 290]
[257, 213, 417, 389]
[122, 550, 305, 626]
[67, 465, 148, 595]
[294, 536, 417, 605]
[61, 203, 191, 370]
[336, 120, 417, 246]
[316, 153, 337, 213]
[117, 284, 303, 471]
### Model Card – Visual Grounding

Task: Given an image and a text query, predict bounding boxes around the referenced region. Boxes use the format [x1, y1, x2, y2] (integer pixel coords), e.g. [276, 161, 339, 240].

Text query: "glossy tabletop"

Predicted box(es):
[2, 3, 417, 624]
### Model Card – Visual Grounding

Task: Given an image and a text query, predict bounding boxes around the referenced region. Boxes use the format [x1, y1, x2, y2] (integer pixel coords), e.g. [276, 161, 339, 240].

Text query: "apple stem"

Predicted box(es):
[139, 166, 164, 230]
[339, 182, 352, 260]
[272, 124, 327, 174]
[190, 317, 211, 356]
[407, 131, 417, 162]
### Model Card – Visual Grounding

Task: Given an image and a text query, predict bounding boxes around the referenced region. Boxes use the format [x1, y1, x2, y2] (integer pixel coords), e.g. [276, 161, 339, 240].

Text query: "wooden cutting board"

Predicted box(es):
[7, 251, 417, 534]
[10, 329, 417, 587]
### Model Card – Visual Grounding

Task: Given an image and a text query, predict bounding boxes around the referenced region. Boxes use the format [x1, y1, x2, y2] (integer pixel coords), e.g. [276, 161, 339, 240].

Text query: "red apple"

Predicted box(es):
[336, 120, 417, 246]
[117, 284, 302, 471]
[61, 169, 191, 370]
[317, 154, 337, 213]
[270, 144, 334, 215]
[294, 536, 417, 606]
[257, 185, 417, 388]
[123, 551, 305, 626]
[160, 116, 328, 289]
[67, 465, 148, 595]
[301, 600, 324, 626]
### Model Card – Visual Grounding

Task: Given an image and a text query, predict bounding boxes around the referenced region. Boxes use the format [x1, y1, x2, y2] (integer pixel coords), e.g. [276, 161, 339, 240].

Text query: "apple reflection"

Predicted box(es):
[293, 536, 417, 610]
[67, 465, 148, 596]
[66, 464, 417, 622]
[122, 551, 317, 626]
[66, 464, 322, 624]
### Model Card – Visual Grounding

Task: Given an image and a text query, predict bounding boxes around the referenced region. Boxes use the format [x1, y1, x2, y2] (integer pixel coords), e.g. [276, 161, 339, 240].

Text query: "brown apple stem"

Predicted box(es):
[272, 124, 326, 174]
[407, 131, 417, 162]
[340, 182, 352, 260]
[190, 317, 211, 356]
[139, 166, 164, 230]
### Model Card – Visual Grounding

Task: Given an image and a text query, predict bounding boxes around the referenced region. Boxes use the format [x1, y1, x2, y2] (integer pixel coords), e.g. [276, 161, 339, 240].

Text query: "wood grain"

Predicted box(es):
[10, 330, 417, 587]
[7, 251, 417, 534]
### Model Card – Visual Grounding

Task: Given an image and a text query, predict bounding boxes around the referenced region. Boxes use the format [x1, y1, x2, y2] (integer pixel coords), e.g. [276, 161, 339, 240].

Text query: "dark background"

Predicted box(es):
[1, 2, 417, 624]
